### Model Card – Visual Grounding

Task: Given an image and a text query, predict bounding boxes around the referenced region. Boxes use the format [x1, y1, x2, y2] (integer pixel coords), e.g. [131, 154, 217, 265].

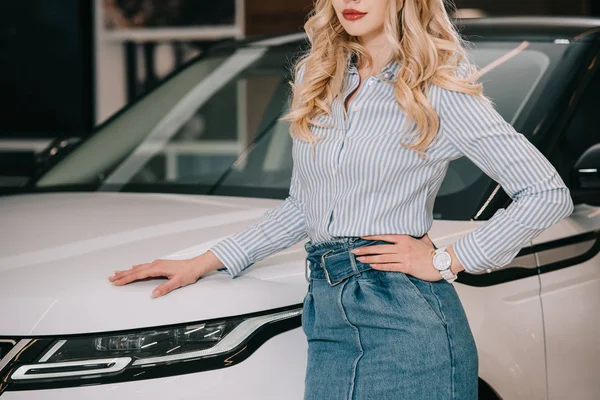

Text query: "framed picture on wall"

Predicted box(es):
[98, 0, 244, 41]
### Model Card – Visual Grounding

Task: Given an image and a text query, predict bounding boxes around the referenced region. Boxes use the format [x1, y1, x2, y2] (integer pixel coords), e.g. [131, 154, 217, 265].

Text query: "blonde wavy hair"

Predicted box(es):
[281, 0, 490, 158]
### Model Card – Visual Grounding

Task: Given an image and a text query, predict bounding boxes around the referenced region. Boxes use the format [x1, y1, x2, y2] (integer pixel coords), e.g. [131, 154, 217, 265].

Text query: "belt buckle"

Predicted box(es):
[320, 249, 343, 287]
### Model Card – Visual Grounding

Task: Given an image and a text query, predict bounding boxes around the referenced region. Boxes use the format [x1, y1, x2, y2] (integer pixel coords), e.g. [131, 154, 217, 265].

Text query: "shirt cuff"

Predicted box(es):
[452, 230, 498, 274]
[208, 236, 252, 279]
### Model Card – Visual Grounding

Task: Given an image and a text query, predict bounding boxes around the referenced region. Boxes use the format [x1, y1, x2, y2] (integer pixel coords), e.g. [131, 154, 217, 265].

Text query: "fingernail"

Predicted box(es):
[351, 249, 360, 254]
[151, 290, 159, 298]
[357, 257, 365, 261]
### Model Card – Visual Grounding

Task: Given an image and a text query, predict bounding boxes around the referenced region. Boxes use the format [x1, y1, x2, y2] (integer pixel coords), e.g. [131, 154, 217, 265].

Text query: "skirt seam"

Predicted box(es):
[428, 282, 456, 399]
[337, 279, 364, 400]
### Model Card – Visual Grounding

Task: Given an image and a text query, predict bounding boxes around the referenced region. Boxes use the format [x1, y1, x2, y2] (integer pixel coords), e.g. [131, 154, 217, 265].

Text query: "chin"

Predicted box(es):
[343, 28, 369, 37]
[337, 17, 381, 38]
[340, 24, 377, 38]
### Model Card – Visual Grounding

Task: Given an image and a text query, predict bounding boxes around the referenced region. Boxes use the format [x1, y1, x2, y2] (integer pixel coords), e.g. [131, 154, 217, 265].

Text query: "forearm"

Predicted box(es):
[208, 197, 308, 278]
[451, 182, 573, 273]
[188, 250, 226, 275]
[204, 251, 224, 271]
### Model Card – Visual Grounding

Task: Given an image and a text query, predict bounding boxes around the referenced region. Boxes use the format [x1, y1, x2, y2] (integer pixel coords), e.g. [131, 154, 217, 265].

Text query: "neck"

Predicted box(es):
[358, 28, 393, 74]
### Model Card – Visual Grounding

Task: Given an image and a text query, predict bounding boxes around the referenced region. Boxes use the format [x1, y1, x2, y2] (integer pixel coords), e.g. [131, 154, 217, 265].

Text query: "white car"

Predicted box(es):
[1, 17, 600, 400]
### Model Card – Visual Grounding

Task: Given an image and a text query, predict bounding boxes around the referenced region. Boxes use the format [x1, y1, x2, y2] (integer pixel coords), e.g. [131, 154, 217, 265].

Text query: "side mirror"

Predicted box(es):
[570, 143, 600, 206]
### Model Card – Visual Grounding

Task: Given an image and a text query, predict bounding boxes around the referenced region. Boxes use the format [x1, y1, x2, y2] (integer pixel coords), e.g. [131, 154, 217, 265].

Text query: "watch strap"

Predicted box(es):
[439, 268, 457, 283]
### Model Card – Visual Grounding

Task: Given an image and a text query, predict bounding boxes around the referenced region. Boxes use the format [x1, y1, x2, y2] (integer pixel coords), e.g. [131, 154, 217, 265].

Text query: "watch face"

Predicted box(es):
[433, 251, 452, 270]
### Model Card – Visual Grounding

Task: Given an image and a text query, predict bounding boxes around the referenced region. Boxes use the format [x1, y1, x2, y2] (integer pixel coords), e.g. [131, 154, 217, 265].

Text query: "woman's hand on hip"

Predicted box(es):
[108, 251, 225, 298]
[351, 233, 442, 282]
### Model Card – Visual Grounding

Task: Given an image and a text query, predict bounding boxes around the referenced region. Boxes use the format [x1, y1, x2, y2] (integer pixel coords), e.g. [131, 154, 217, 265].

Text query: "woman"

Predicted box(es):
[109, 0, 574, 398]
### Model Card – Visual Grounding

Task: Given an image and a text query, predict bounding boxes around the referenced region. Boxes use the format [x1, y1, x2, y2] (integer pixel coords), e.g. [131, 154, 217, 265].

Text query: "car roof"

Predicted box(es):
[455, 16, 600, 42]
[225, 16, 600, 51]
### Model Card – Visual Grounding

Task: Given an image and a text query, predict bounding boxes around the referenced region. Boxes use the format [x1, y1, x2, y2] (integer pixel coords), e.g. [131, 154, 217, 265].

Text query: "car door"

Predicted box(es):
[536, 207, 600, 400]
[537, 62, 600, 400]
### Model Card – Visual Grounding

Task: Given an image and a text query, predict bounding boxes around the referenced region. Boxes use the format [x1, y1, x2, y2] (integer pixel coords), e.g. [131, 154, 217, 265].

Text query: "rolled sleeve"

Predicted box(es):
[439, 64, 574, 273]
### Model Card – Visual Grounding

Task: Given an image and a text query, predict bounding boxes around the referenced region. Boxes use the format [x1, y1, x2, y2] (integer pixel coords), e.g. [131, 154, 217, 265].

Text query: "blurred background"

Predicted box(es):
[0, 0, 598, 190]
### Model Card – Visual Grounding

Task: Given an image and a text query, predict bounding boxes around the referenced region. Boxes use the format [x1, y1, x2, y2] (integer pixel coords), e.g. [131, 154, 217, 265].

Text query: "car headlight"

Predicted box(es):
[5, 306, 302, 388]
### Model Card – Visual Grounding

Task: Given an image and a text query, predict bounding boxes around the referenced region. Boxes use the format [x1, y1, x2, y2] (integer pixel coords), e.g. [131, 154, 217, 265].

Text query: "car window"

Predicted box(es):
[547, 59, 600, 188]
[34, 41, 569, 220]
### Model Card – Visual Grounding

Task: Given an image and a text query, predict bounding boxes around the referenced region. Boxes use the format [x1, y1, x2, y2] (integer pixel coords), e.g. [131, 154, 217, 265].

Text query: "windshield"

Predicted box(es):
[33, 39, 569, 220]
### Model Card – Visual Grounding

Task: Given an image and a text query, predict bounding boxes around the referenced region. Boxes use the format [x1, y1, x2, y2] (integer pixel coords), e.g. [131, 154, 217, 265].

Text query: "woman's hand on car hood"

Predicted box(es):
[108, 251, 225, 298]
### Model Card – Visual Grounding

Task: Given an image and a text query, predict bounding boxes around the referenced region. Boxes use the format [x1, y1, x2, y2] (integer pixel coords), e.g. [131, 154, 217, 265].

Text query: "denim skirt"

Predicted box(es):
[301, 237, 478, 400]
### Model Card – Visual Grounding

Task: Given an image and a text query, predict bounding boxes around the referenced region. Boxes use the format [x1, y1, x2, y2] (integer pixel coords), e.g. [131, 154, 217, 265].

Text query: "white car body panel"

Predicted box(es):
[0, 192, 310, 336]
[0, 192, 557, 399]
[454, 272, 547, 400]
[534, 204, 600, 400]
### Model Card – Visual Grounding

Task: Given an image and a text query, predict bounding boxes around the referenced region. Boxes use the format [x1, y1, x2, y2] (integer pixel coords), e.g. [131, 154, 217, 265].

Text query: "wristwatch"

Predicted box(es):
[432, 246, 458, 283]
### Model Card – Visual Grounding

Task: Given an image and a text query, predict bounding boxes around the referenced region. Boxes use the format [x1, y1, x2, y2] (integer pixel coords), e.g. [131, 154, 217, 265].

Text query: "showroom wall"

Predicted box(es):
[94, 0, 314, 123]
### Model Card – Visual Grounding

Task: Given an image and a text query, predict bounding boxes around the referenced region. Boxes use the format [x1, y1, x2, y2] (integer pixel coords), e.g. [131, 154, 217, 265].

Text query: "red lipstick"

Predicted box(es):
[342, 9, 367, 21]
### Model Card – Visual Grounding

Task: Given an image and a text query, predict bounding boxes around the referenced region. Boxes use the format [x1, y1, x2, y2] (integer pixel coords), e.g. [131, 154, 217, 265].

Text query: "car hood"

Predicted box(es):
[0, 192, 480, 336]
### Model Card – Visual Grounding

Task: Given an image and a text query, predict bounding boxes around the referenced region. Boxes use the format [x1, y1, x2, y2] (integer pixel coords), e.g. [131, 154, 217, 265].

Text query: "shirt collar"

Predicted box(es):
[347, 52, 400, 82]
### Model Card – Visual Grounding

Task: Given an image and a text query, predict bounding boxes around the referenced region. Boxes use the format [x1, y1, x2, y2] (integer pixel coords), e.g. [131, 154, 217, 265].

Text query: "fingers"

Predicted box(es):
[110, 263, 168, 286]
[109, 259, 170, 282]
[151, 278, 182, 298]
[108, 259, 197, 299]
[356, 253, 403, 265]
[371, 263, 409, 273]
[352, 244, 396, 255]
[109, 263, 151, 281]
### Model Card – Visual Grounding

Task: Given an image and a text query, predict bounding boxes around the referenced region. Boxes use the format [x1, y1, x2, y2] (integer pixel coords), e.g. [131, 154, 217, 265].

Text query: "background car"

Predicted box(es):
[1, 16, 599, 400]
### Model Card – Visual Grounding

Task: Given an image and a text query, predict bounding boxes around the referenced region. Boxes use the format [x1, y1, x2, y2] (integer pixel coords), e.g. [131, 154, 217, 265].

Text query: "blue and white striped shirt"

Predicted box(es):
[209, 58, 574, 278]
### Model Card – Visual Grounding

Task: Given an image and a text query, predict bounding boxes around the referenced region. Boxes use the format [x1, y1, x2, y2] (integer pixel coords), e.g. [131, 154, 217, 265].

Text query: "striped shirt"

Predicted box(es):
[209, 57, 574, 278]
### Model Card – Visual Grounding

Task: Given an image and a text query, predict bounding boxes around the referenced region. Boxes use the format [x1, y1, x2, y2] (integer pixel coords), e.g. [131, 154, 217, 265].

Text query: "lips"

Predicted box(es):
[342, 9, 367, 21]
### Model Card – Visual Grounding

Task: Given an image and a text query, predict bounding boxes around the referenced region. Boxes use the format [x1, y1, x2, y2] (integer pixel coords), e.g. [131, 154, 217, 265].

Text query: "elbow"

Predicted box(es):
[538, 172, 575, 221]
[547, 186, 575, 224]
[559, 186, 575, 219]
[528, 186, 574, 230]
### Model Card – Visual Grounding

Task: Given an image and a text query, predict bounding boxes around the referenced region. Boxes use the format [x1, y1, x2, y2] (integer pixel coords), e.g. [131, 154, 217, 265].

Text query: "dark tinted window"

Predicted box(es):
[547, 55, 600, 187]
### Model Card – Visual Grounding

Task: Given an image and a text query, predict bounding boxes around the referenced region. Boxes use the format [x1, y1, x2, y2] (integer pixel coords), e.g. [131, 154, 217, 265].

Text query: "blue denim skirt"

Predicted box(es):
[301, 237, 478, 400]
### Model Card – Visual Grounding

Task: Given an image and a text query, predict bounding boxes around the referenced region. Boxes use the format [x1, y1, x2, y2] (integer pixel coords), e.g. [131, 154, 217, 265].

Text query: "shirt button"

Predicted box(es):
[367, 80, 375, 86]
